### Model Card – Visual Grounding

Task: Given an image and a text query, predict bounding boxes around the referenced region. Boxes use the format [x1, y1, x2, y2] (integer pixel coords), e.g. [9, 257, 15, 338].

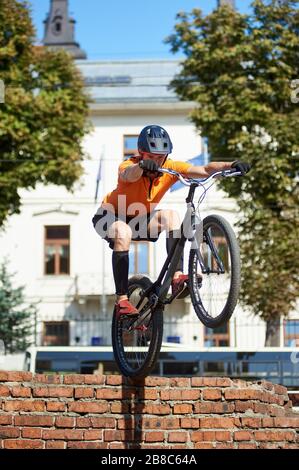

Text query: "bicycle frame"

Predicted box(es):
[131, 168, 241, 327]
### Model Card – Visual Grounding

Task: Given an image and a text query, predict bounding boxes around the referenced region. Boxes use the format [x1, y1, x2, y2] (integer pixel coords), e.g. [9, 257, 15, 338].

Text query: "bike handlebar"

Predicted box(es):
[157, 167, 242, 187]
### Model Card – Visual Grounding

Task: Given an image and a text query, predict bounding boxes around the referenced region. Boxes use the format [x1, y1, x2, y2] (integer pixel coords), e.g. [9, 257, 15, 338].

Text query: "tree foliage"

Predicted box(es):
[0, 260, 36, 353]
[166, 1, 299, 344]
[0, 0, 90, 227]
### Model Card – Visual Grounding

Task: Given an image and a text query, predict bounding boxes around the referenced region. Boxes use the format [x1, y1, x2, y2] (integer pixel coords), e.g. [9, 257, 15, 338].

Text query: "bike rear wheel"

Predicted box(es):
[188, 214, 240, 328]
[111, 275, 163, 378]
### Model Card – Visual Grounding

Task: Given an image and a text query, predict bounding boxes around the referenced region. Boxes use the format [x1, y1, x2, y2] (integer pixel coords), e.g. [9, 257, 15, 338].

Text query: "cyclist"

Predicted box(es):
[92, 125, 250, 317]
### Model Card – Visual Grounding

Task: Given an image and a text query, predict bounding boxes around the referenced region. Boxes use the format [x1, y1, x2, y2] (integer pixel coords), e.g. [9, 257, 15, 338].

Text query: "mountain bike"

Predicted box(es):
[112, 168, 242, 377]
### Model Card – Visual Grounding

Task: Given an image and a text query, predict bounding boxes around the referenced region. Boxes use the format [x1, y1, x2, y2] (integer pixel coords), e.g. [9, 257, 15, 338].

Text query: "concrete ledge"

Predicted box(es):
[0, 372, 298, 449]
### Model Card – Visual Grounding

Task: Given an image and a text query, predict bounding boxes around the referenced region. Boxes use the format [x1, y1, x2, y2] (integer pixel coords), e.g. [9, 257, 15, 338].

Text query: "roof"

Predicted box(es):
[76, 59, 182, 104]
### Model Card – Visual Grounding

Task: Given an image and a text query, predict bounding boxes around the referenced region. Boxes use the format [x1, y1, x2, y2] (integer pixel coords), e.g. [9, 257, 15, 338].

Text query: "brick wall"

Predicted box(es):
[0, 371, 299, 449]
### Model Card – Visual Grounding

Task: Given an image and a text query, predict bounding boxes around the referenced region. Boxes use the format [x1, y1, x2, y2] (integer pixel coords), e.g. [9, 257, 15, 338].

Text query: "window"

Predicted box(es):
[44, 226, 70, 275]
[204, 323, 230, 347]
[42, 321, 69, 346]
[284, 320, 299, 346]
[123, 135, 138, 160]
[129, 242, 149, 274]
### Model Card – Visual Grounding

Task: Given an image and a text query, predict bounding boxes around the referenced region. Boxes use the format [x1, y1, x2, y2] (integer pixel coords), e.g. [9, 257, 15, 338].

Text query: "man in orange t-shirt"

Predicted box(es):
[92, 125, 250, 316]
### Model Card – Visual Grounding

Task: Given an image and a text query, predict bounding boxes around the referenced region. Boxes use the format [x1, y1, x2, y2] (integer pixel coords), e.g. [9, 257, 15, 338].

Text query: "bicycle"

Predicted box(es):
[112, 167, 242, 377]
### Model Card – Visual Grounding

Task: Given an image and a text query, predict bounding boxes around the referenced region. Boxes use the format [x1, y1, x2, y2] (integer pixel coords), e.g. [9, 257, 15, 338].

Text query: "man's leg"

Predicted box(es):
[147, 209, 183, 279]
[108, 221, 138, 314]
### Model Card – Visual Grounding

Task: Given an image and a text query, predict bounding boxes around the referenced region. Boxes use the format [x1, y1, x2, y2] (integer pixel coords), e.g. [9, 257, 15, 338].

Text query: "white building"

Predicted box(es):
[0, 0, 297, 355]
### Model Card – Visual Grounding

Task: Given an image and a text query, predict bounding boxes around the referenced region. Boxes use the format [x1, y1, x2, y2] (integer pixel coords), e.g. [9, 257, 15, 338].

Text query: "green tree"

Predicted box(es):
[166, 0, 299, 345]
[0, 0, 90, 227]
[0, 260, 36, 353]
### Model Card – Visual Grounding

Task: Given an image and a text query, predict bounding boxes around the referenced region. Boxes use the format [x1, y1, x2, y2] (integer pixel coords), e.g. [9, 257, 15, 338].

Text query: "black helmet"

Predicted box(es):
[138, 125, 173, 155]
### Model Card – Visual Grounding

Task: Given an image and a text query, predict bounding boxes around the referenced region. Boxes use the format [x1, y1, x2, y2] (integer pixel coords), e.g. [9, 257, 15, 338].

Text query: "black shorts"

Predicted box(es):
[92, 209, 161, 249]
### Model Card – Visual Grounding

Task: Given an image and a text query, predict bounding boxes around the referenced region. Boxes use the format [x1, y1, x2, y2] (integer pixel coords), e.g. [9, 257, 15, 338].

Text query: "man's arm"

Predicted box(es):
[186, 161, 233, 178]
[119, 163, 143, 183]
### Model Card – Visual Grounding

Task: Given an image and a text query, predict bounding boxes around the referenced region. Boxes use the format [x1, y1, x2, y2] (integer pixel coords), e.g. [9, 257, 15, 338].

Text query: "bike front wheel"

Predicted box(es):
[188, 214, 240, 328]
[111, 275, 163, 378]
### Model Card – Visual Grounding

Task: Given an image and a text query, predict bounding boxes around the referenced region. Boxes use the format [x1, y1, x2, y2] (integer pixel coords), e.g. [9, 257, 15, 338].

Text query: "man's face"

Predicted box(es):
[141, 152, 167, 167]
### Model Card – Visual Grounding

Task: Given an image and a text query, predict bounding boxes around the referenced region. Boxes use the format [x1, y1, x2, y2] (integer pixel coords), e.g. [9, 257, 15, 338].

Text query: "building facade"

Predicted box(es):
[0, 1, 298, 354]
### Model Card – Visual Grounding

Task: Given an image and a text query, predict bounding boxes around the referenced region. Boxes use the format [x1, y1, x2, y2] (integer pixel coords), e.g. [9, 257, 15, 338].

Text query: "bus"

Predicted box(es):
[24, 346, 299, 391]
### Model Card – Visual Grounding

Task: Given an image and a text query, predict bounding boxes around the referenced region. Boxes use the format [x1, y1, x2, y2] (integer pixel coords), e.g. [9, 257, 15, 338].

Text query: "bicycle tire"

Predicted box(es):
[188, 214, 240, 328]
[111, 275, 163, 378]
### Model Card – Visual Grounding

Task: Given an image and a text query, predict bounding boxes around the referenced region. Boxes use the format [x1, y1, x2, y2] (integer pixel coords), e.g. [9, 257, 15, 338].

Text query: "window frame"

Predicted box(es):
[123, 134, 138, 160]
[204, 323, 230, 347]
[44, 225, 70, 276]
[284, 319, 299, 346]
[129, 241, 150, 275]
[42, 321, 70, 346]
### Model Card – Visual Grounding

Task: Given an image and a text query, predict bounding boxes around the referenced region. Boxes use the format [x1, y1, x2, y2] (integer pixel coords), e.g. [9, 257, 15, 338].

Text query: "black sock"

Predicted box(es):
[112, 250, 129, 296]
[166, 230, 184, 273]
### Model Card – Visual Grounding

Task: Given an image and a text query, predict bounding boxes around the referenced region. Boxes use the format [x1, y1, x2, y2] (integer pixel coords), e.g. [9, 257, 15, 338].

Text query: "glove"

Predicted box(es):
[139, 159, 160, 173]
[231, 161, 251, 175]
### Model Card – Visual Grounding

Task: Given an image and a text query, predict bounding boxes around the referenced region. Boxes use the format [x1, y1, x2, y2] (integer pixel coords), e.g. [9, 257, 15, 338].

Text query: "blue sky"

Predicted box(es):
[28, 0, 253, 60]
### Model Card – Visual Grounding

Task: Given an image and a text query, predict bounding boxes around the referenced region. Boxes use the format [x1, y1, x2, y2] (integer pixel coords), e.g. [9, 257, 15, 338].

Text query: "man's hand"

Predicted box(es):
[139, 160, 160, 172]
[231, 161, 251, 175]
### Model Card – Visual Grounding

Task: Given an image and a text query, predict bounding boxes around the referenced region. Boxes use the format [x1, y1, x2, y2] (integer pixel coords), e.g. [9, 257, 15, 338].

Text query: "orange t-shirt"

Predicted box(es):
[102, 157, 192, 216]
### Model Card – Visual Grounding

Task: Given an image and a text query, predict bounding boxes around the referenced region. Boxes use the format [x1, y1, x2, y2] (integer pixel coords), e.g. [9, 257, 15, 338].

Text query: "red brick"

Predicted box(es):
[46, 402, 66, 412]
[0, 385, 10, 396]
[4, 439, 43, 449]
[180, 418, 200, 428]
[216, 431, 232, 441]
[55, 417, 75, 428]
[224, 388, 262, 400]
[15, 415, 54, 427]
[202, 389, 222, 400]
[181, 389, 201, 400]
[255, 430, 296, 442]
[0, 415, 12, 425]
[238, 443, 257, 449]
[91, 417, 116, 428]
[144, 377, 170, 387]
[84, 430, 103, 440]
[194, 442, 214, 449]
[110, 402, 129, 413]
[68, 401, 109, 414]
[42, 429, 83, 440]
[144, 431, 164, 442]
[96, 388, 123, 399]
[173, 404, 192, 414]
[104, 430, 136, 441]
[241, 417, 261, 428]
[33, 374, 61, 384]
[0, 371, 32, 382]
[46, 441, 66, 449]
[160, 390, 182, 400]
[10, 386, 31, 398]
[168, 432, 189, 443]
[0, 427, 20, 438]
[84, 375, 105, 385]
[274, 417, 299, 428]
[169, 378, 190, 387]
[63, 374, 86, 384]
[234, 431, 253, 441]
[106, 376, 124, 385]
[22, 428, 42, 439]
[33, 386, 73, 398]
[68, 441, 108, 449]
[144, 404, 171, 415]
[74, 387, 94, 398]
[200, 417, 235, 429]
[4, 400, 45, 412]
